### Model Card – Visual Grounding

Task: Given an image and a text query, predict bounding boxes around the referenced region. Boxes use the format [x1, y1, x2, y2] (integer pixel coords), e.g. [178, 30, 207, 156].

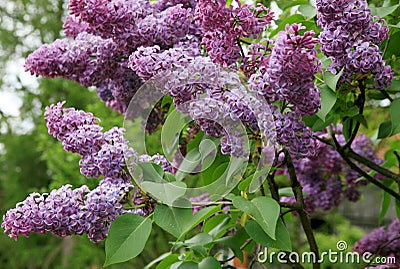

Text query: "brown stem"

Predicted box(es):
[331, 136, 400, 201]
[317, 135, 400, 184]
[284, 150, 320, 269]
[347, 149, 400, 183]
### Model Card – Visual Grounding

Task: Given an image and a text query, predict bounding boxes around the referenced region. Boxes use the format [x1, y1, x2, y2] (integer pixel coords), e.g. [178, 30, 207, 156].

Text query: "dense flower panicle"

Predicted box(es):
[82, 178, 133, 242]
[252, 24, 321, 116]
[274, 112, 318, 158]
[194, 0, 231, 32]
[154, 0, 197, 11]
[44, 101, 102, 149]
[69, 0, 153, 50]
[25, 33, 141, 113]
[129, 45, 194, 81]
[195, 0, 272, 66]
[202, 30, 241, 66]
[316, 0, 393, 89]
[63, 15, 92, 38]
[241, 40, 272, 77]
[45, 102, 138, 179]
[137, 5, 194, 47]
[25, 32, 117, 86]
[1, 185, 90, 240]
[1, 179, 137, 243]
[354, 218, 400, 265]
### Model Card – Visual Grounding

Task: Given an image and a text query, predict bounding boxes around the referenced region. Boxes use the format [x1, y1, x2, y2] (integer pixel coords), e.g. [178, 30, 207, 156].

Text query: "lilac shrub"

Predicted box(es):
[2, 0, 399, 267]
[316, 0, 393, 88]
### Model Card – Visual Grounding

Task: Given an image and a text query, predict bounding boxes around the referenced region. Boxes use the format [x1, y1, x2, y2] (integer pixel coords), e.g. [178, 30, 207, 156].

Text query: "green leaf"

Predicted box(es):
[343, 106, 360, 118]
[384, 32, 400, 58]
[278, 187, 294, 197]
[161, 110, 191, 160]
[232, 196, 280, 239]
[379, 187, 392, 225]
[199, 257, 222, 269]
[176, 261, 198, 269]
[387, 78, 400, 92]
[154, 205, 193, 238]
[183, 233, 213, 248]
[316, 85, 337, 121]
[396, 199, 400, 221]
[204, 215, 232, 239]
[324, 68, 344, 91]
[269, 14, 305, 37]
[104, 214, 152, 267]
[310, 114, 335, 132]
[141, 181, 187, 205]
[156, 254, 180, 269]
[245, 219, 292, 252]
[378, 120, 393, 139]
[154, 205, 220, 239]
[138, 162, 164, 183]
[390, 98, 400, 135]
[298, 5, 317, 19]
[370, 5, 398, 17]
[215, 228, 249, 262]
[277, 0, 309, 10]
[145, 252, 172, 269]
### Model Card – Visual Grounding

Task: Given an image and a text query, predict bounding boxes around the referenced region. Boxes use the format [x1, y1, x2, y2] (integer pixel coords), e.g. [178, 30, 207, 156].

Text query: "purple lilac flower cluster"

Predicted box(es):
[354, 218, 400, 266]
[248, 24, 321, 158]
[25, 0, 202, 114]
[45, 101, 137, 179]
[1, 178, 137, 243]
[280, 129, 385, 212]
[25, 32, 141, 113]
[316, 0, 393, 89]
[195, 0, 273, 66]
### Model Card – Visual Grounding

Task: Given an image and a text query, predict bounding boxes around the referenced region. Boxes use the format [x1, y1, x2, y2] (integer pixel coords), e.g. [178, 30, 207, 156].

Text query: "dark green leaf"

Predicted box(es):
[144, 252, 173, 269]
[141, 181, 187, 205]
[278, 187, 294, 197]
[298, 5, 317, 19]
[104, 214, 152, 266]
[277, 0, 309, 10]
[154, 205, 220, 239]
[204, 215, 232, 239]
[324, 68, 344, 91]
[269, 15, 305, 37]
[390, 98, 400, 135]
[199, 257, 222, 269]
[233, 196, 280, 239]
[156, 254, 180, 269]
[176, 261, 198, 269]
[370, 5, 398, 17]
[316, 85, 337, 121]
[245, 219, 292, 252]
[154, 205, 193, 238]
[379, 187, 392, 225]
[343, 106, 360, 118]
[183, 233, 213, 248]
[378, 121, 393, 139]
